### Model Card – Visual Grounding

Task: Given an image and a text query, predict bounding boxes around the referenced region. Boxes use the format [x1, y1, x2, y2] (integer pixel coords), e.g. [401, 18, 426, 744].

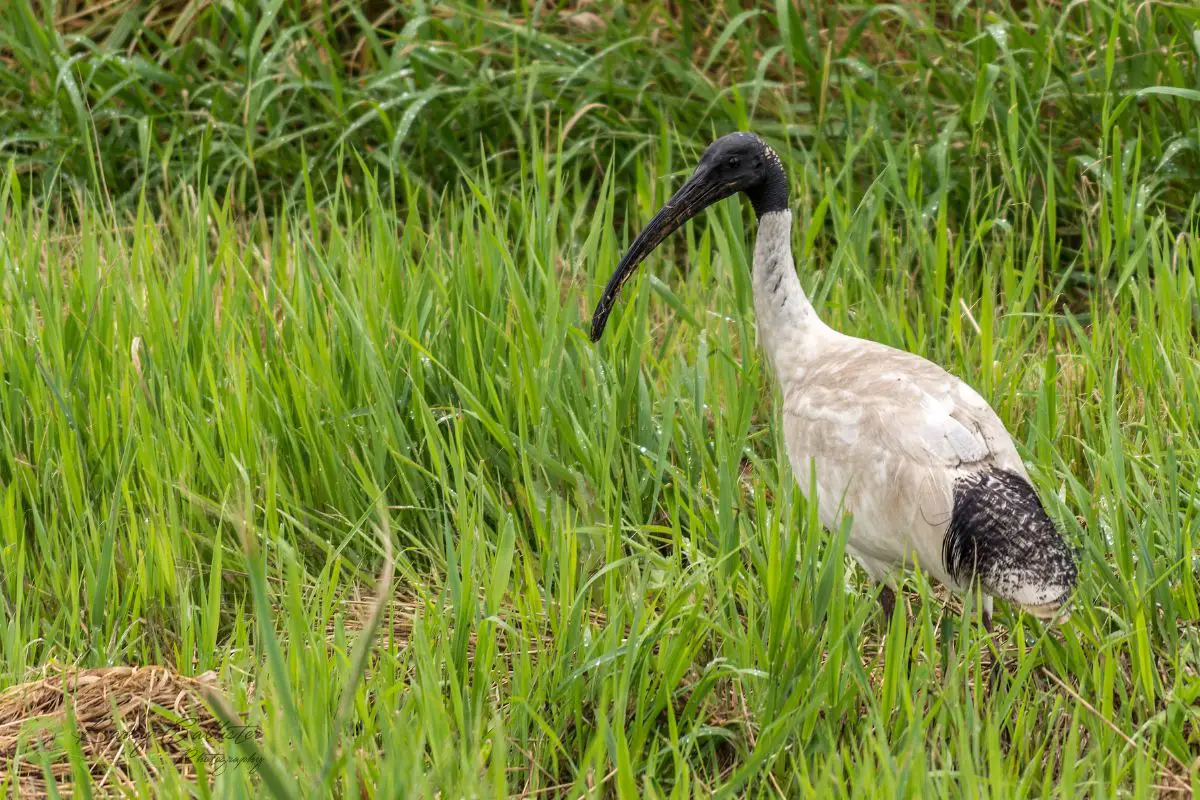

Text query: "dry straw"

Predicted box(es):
[0, 664, 244, 797]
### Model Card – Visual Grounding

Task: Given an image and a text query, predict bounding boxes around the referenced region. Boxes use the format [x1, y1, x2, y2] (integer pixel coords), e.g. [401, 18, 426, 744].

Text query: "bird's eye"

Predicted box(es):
[727, 156, 741, 169]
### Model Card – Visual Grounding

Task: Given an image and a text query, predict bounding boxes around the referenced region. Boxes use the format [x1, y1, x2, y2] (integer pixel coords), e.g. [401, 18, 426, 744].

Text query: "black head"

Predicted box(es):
[693, 132, 788, 217]
[589, 132, 788, 342]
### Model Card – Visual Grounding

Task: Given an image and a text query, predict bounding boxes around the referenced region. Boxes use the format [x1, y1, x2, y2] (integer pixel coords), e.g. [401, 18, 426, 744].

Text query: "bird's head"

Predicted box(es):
[589, 132, 788, 342]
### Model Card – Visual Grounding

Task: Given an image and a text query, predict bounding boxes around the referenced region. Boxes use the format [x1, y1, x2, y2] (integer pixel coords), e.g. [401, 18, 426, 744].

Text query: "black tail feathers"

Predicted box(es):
[943, 468, 1077, 608]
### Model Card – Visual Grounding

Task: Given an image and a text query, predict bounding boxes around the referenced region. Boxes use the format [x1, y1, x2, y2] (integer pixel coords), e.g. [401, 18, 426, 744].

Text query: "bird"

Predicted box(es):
[588, 132, 1077, 630]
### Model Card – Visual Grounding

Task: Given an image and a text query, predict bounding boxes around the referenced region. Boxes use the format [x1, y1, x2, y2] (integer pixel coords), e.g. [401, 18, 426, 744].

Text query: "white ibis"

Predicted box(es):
[590, 133, 1077, 629]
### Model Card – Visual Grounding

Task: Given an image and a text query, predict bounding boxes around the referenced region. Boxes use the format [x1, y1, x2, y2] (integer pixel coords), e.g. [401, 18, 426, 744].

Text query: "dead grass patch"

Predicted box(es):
[0, 664, 246, 797]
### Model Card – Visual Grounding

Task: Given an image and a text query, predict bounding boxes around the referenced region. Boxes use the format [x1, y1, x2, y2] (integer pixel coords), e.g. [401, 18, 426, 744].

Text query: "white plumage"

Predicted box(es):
[591, 132, 1077, 627]
[752, 211, 1073, 623]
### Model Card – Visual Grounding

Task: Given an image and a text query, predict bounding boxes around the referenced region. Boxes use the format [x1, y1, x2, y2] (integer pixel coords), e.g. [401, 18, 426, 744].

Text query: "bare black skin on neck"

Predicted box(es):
[589, 132, 788, 341]
[742, 150, 788, 217]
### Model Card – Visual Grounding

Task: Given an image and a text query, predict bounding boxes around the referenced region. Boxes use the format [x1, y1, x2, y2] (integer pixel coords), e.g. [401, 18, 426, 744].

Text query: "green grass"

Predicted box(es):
[1, 0, 1199, 797]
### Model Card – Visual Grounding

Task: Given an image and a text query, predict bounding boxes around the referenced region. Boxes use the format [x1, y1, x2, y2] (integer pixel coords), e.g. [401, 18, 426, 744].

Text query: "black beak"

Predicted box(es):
[589, 167, 728, 342]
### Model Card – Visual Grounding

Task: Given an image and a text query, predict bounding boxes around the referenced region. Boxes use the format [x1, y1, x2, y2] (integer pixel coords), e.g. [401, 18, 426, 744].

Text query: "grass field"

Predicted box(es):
[1, 0, 1199, 797]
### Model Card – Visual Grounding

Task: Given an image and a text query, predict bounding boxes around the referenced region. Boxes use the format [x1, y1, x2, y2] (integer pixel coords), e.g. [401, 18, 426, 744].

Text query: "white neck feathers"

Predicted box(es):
[751, 210, 823, 371]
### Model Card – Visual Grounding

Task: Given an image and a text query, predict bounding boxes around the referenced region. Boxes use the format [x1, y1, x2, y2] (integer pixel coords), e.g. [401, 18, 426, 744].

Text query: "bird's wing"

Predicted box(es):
[943, 376, 1029, 478]
[778, 336, 1030, 579]
[784, 340, 1026, 477]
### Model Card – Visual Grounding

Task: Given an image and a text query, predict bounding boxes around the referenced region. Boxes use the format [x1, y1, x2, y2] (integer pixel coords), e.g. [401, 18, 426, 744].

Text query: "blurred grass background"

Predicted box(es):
[1, 1, 1199, 797]
[5, 1, 1200, 220]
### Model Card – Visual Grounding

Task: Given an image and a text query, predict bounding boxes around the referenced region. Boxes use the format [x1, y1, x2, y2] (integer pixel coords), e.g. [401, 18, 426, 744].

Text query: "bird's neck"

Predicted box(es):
[751, 210, 824, 371]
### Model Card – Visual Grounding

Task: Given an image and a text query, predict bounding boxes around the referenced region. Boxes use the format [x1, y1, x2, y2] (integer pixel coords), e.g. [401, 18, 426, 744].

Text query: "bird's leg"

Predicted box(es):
[879, 585, 896, 624]
[977, 591, 1005, 690]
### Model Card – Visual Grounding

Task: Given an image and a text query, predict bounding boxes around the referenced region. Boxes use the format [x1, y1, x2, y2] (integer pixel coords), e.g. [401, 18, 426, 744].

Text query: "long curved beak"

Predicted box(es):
[589, 167, 725, 342]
